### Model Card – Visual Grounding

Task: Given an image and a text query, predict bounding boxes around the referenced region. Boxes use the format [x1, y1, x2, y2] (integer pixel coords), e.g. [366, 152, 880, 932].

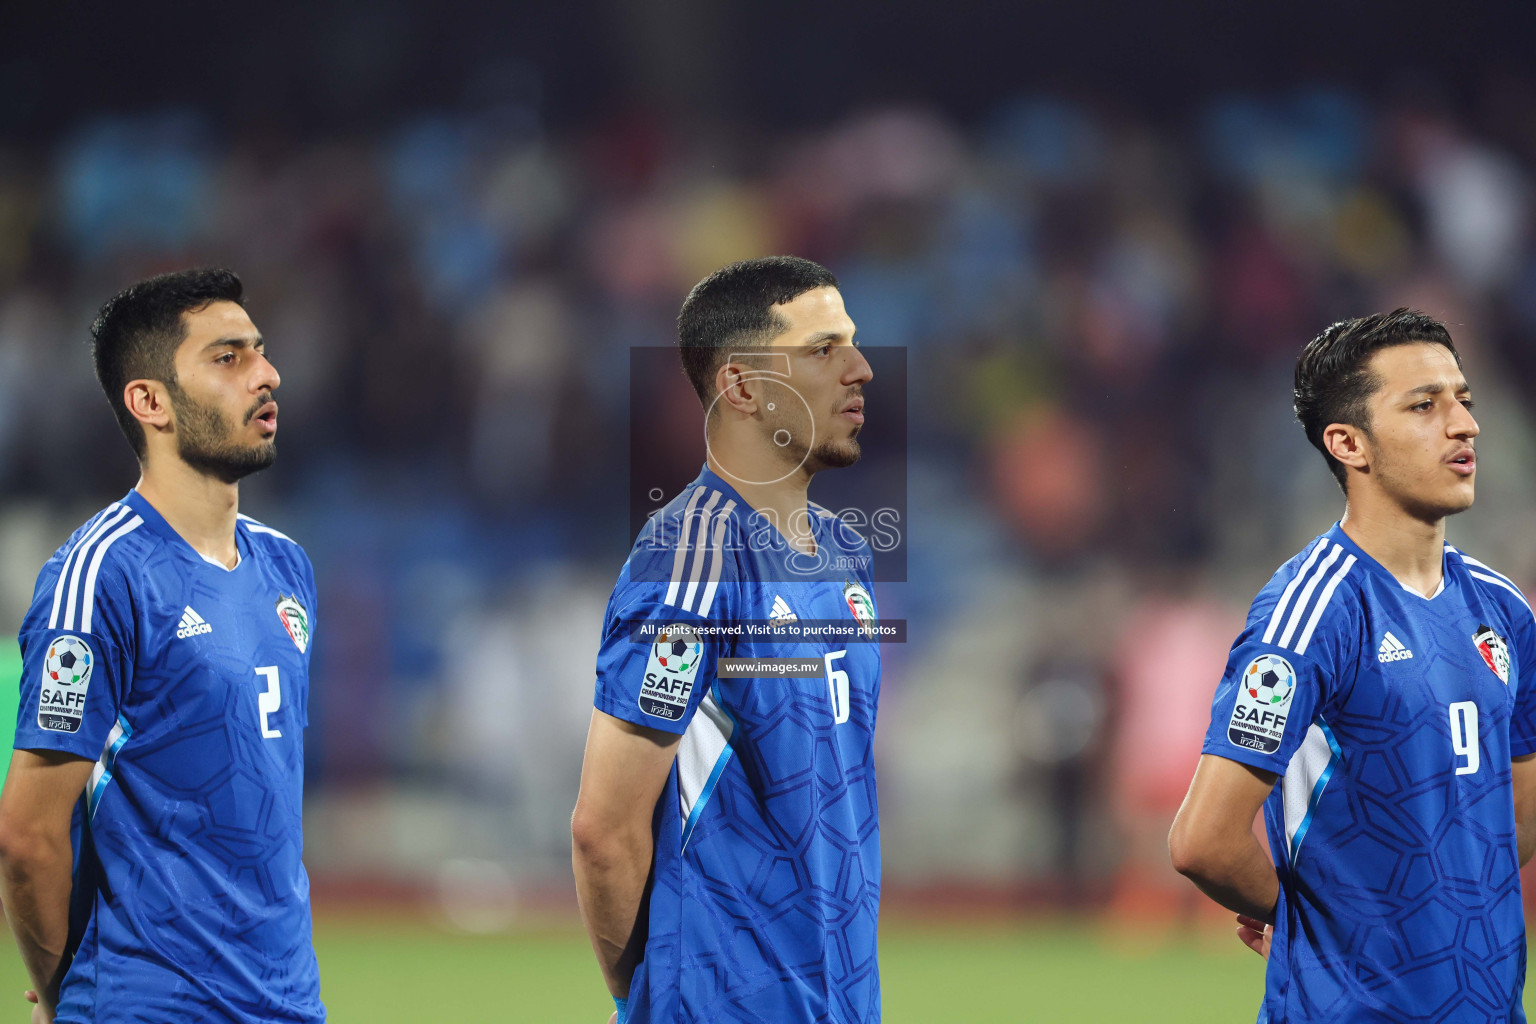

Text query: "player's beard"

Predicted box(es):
[168, 383, 277, 484]
[760, 393, 862, 472]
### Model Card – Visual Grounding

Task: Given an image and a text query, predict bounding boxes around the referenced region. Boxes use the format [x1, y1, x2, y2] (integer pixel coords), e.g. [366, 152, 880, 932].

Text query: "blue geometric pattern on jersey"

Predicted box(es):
[594, 465, 882, 1024]
[1202, 523, 1536, 1023]
[14, 489, 324, 1023]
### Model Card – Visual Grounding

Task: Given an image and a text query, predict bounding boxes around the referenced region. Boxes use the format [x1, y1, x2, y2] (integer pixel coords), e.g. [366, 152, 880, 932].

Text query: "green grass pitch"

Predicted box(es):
[10, 915, 1530, 1020]
[0, 917, 1268, 1022]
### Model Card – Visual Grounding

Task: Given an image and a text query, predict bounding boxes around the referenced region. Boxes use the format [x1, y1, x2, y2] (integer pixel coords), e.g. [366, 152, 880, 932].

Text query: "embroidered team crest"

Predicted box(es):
[1473, 624, 1511, 684]
[843, 581, 876, 639]
[276, 595, 311, 654]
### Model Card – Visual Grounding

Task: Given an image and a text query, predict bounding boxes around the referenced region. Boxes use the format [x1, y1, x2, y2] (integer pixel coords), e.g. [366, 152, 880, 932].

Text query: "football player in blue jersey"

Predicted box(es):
[1170, 309, 1536, 1021]
[573, 256, 882, 1023]
[0, 269, 323, 1023]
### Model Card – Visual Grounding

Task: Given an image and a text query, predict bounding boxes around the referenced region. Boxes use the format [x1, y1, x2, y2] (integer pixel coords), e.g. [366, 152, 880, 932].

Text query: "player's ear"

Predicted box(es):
[1322, 422, 1369, 472]
[123, 379, 173, 432]
[713, 362, 758, 416]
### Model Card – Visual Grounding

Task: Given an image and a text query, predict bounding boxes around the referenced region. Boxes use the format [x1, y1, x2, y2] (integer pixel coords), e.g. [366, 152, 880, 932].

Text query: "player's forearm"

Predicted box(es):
[1170, 831, 1279, 922]
[0, 833, 74, 1010]
[572, 826, 653, 998]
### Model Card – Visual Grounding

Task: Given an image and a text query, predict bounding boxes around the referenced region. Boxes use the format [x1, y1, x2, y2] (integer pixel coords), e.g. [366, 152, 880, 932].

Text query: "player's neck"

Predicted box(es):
[1338, 497, 1445, 598]
[704, 449, 816, 555]
[135, 458, 241, 569]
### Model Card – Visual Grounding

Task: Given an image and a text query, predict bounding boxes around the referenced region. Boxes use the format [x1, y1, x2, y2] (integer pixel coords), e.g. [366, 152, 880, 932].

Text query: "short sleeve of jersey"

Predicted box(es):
[1504, 593, 1536, 757]
[1200, 577, 1357, 776]
[594, 529, 739, 736]
[14, 555, 135, 760]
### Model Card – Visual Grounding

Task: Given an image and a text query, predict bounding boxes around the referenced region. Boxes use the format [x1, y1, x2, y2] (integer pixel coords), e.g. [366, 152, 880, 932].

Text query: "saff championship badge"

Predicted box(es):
[39, 635, 93, 733]
[640, 623, 703, 721]
[1227, 652, 1296, 755]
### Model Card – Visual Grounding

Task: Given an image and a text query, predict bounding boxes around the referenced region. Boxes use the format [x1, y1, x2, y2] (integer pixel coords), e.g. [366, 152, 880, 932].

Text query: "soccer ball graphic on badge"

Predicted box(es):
[45, 636, 92, 685]
[1245, 653, 1296, 707]
[653, 625, 701, 674]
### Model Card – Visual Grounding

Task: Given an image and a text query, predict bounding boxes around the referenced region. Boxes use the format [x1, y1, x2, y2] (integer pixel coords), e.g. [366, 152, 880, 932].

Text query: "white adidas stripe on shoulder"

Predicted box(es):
[1263, 538, 1358, 655]
[1263, 539, 1328, 645]
[1294, 551, 1356, 655]
[695, 502, 736, 617]
[1449, 546, 1535, 618]
[663, 489, 708, 608]
[238, 513, 296, 543]
[50, 504, 126, 629]
[660, 488, 737, 616]
[78, 514, 144, 634]
[49, 505, 143, 633]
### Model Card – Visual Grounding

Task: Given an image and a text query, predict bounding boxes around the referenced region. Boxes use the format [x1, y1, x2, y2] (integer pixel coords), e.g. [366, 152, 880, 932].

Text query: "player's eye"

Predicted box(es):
[1411, 400, 1432, 412]
[216, 352, 236, 364]
[1461, 398, 1476, 410]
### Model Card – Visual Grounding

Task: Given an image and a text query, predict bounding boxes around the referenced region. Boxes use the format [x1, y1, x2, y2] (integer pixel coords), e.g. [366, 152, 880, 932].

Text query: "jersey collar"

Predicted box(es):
[692, 463, 831, 548]
[121, 489, 248, 571]
[1325, 521, 1449, 601]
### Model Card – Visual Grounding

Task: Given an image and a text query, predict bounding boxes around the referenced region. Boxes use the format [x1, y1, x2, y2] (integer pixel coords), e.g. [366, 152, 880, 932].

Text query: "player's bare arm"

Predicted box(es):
[1168, 754, 1280, 923]
[0, 751, 95, 1018]
[1513, 753, 1536, 867]
[571, 710, 683, 999]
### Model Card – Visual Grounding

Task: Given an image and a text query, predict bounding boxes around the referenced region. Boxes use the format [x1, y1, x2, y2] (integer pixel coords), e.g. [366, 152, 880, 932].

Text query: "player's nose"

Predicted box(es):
[253, 352, 280, 393]
[1451, 402, 1479, 439]
[843, 345, 873, 385]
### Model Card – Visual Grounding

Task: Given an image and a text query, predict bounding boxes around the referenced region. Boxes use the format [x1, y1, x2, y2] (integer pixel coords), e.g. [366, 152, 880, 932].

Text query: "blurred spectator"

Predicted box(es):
[6, 82, 1536, 902]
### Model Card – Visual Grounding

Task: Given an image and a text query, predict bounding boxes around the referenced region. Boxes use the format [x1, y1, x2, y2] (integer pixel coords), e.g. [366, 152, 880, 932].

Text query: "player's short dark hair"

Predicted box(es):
[1293, 308, 1460, 492]
[90, 268, 246, 459]
[677, 256, 840, 408]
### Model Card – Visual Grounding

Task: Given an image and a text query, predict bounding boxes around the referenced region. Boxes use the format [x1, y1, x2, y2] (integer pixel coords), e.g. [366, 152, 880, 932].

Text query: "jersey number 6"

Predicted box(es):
[825, 650, 850, 725]
[255, 666, 283, 739]
[1449, 700, 1479, 776]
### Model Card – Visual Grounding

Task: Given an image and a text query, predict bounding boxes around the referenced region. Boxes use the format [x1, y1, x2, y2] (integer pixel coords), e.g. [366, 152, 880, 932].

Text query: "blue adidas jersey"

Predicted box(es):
[1202, 522, 1536, 1023]
[12, 489, 323, 1023]
[594, 465, 882, 1023]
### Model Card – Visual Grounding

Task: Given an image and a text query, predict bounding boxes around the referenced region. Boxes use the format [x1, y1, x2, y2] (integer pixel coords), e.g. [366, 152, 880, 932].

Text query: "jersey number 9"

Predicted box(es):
[1449, 700, 1479, 776]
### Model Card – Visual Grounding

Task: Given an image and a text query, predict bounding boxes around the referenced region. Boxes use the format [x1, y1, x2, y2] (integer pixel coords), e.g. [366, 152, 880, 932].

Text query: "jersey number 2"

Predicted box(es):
[1449, 700, 1478, 776]
[255, 666, 283, 739]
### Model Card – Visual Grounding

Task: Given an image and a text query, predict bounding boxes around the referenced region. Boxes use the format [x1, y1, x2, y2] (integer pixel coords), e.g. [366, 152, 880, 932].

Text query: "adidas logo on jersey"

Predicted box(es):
[176, 606, 213, 639]
[1378, 631, 1413, 663]
[769, 595, 798, 626]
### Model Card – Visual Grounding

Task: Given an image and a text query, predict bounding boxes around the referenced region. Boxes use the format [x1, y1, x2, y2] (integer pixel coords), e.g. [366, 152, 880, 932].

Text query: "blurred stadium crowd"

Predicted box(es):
[4, 83, 1536, 912]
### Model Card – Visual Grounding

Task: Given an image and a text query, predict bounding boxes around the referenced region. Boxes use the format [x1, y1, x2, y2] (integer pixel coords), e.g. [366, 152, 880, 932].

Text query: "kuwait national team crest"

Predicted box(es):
[843, 581, 876, 639]
[1473, 624, 1511, 684]
[276, 595, 311, 654]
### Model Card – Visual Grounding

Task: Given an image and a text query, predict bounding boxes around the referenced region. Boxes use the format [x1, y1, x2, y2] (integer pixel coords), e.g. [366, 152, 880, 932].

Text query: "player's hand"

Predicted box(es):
[1236, 915, 1272, 959]
[25, 989, 53, 1024]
